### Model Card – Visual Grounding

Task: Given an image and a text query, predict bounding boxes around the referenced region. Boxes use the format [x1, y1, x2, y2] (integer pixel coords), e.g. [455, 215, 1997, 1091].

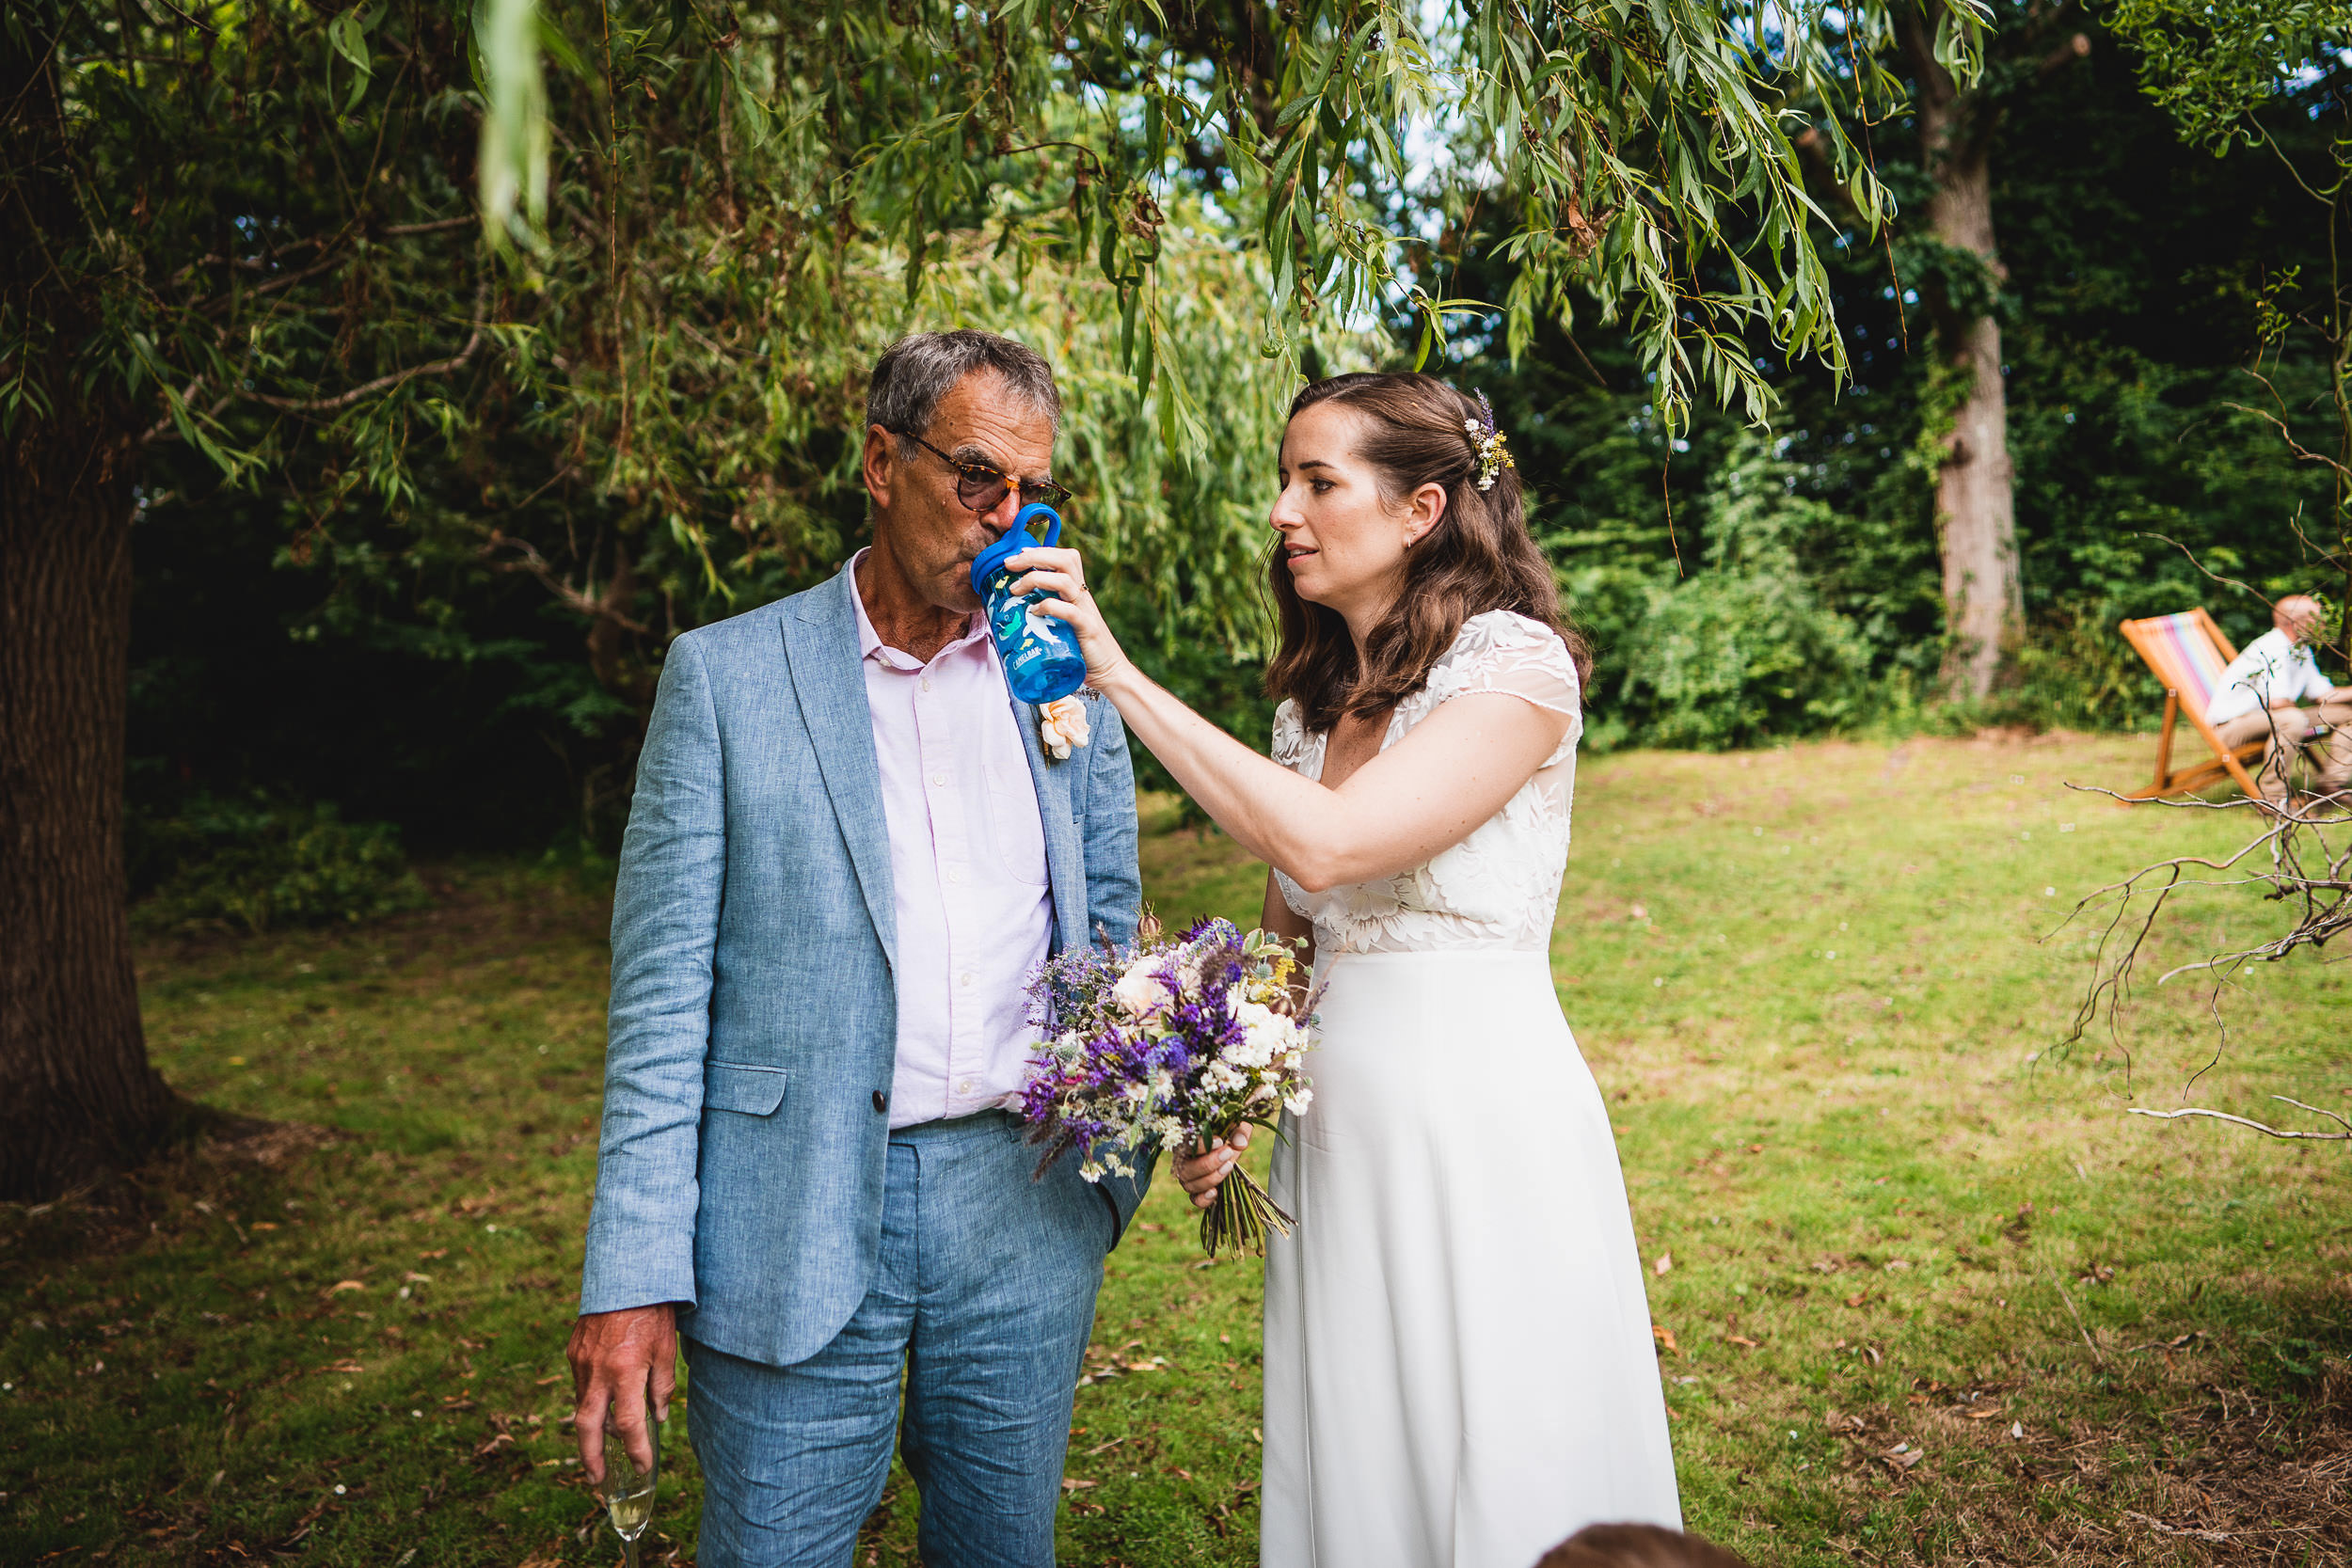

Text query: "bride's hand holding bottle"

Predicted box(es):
[1001, 546, 1133, 693]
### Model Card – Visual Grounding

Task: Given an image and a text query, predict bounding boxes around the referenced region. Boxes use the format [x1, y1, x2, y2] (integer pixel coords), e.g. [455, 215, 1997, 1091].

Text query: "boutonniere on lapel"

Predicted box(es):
[1038, 695, 1091, 761]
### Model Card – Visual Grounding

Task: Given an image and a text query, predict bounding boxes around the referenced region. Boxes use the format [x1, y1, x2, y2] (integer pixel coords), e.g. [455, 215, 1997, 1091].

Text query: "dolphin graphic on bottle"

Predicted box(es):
[969, 501, 1089, 705]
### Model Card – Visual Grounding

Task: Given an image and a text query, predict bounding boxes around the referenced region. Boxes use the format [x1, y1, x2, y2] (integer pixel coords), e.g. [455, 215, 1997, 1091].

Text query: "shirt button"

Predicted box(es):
[921, 677, 932, 693]
[871, 1090, 888, 1114]
[957, 1080, 974, 1096]
[960, 973, 974, 988]
[932, 772, 947, 787]
[946, 868, 963, 885]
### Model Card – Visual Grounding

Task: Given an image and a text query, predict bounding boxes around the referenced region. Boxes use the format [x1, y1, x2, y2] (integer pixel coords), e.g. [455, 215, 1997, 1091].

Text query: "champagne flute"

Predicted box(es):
[602, 1413, 659, 1568]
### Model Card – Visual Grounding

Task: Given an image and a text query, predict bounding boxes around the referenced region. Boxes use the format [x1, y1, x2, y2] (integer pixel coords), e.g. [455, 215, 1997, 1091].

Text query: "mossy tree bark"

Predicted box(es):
[0, 423, 184, 1200]
[1899, 5, 2025, 702]
[1, 22, 183, 1200]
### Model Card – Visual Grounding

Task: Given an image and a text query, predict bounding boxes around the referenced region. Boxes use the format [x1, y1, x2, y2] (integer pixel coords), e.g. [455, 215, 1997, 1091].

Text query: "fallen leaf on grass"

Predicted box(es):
[1877, 1444, 1923, 1471]
[1963, 1405, 2003, 1420]
[1060, 1479, 1098, 1492]
[1651, 1324, 1679, 1355]
[1653, 1252, 1673, 1276]
[314, 1360, 365, 1374]
[325, 1280, 366, 1295]
[1724, 1335, 1759, 1349]
[1843, 1291, 1872, 1308]
[1824, 1411, 1867, 1435]
[2122, 1510, 2232, 1544]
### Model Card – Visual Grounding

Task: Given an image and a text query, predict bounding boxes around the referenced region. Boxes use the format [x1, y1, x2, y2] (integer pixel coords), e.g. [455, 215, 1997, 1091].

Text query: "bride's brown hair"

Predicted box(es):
[1265, 372, 1589, 732]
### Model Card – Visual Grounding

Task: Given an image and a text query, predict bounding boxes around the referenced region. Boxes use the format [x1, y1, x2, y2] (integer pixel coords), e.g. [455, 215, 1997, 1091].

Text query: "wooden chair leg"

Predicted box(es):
[2119, 741, 2268, 802]
[2153, 689, 2178, 792]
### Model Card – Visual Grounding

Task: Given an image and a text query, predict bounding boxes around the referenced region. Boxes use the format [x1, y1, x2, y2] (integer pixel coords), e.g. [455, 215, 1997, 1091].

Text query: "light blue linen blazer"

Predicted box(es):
[579, 565, 1146, 1369]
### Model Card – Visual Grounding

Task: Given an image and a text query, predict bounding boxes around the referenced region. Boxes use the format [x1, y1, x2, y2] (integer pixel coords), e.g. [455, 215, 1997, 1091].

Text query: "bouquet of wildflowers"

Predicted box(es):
[1019, 913, 1316, 1257]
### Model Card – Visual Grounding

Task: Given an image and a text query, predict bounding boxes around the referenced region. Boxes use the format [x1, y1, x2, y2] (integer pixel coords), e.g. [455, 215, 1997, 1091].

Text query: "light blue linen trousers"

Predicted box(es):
[578, 566, 1147, 1563]
[686, 1112, 1113, 1565]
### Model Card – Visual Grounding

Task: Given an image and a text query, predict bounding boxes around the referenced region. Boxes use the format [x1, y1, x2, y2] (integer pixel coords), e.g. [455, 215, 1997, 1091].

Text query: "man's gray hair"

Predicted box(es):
[866, 330, 1061, 444]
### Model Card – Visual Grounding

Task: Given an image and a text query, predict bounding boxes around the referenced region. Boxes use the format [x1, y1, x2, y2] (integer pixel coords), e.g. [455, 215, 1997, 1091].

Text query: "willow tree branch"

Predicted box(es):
[247, 283, 490, 413]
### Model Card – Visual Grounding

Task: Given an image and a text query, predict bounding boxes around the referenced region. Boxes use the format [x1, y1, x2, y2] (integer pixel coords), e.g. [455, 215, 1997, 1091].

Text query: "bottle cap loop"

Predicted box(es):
[968, 503, 1062, 595]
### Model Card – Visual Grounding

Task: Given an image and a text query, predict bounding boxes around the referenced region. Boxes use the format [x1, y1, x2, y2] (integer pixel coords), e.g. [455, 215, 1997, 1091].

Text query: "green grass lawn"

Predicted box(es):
[8, 733, 2352, 1565]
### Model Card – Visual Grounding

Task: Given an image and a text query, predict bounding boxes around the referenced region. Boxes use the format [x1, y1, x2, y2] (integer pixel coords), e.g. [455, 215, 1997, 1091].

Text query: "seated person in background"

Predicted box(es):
[2208, 594, 2352, 808]
[1534, 1523, 1753, 1568]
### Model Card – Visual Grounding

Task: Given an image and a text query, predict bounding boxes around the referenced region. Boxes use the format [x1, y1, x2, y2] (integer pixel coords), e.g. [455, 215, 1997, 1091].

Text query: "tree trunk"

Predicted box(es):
[1902, 10, 2022, 702]
[0, 422, 185, 1199]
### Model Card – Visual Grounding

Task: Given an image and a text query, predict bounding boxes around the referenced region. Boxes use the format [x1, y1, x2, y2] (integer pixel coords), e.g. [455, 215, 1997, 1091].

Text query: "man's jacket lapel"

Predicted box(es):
[785, 569, 897, 968]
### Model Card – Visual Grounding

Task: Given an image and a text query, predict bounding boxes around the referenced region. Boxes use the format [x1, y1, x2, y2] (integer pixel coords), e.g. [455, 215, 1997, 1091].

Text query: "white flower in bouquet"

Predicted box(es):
[1112, 958, 1172, 1021]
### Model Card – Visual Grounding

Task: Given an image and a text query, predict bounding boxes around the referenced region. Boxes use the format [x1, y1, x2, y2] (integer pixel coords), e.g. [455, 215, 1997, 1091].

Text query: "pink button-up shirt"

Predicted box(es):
[850, 551, 1054, 1129]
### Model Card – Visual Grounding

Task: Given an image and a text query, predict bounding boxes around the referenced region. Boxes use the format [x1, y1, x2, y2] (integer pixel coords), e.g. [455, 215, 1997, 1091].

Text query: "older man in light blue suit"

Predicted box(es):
[568, 331, 1146, 1566]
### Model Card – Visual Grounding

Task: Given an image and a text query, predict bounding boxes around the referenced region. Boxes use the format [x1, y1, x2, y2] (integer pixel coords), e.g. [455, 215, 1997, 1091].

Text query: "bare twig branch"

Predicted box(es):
[2047, 1268, 2106, 1364]
[2224, 400, 2352, 481]
[2126, 1098, 2352, 1142]
[483, 531, 652, 636]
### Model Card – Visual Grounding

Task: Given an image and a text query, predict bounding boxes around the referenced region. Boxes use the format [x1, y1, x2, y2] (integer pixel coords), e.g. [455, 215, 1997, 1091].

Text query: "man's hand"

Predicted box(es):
[1173, 1125, 1251, 1210]
[568, 1304, 678, 1485]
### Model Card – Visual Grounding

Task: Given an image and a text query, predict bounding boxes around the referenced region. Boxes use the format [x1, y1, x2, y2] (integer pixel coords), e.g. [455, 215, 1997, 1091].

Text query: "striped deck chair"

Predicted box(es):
[2116, 610, 2265, 800]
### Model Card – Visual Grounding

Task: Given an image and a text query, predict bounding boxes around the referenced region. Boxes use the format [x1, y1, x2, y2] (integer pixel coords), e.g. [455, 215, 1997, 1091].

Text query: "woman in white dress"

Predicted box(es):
[1011, 372, 1679, 1566]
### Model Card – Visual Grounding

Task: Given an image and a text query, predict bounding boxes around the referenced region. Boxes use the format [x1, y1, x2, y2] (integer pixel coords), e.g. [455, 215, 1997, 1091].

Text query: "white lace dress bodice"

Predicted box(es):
[1271, 610, 1581, 956]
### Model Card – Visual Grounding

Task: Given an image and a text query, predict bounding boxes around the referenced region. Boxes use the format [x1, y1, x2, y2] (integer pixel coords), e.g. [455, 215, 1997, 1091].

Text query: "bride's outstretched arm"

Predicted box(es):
[1013, 550, 1569, 891]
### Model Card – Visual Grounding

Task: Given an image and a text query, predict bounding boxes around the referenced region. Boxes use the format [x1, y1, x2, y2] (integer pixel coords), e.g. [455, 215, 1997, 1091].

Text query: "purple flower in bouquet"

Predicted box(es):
[1019, 913, 1315, 1256]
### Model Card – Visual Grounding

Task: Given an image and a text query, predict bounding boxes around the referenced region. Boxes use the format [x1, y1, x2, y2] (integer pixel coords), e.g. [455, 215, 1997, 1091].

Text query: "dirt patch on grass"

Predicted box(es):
[0, 1114, 342, 1266]
[1800, 1357, 2352, 1564]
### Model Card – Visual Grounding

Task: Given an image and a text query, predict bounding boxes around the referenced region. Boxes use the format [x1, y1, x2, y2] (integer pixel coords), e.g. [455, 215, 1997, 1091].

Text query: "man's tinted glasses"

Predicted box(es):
[891, 429, 1072, 514]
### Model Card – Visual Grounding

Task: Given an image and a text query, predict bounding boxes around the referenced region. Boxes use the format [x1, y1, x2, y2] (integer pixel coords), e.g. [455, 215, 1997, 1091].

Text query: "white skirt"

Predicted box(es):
[1262, 950, 1681, 1568]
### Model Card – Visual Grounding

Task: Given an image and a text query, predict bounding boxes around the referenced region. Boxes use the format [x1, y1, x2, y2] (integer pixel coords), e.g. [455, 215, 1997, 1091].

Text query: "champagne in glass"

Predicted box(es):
[602, 1415, 660, 1568]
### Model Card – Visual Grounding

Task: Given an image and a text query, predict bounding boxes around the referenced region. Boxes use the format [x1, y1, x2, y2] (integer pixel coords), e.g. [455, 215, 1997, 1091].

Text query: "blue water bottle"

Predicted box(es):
[969, 502, 1089, 704]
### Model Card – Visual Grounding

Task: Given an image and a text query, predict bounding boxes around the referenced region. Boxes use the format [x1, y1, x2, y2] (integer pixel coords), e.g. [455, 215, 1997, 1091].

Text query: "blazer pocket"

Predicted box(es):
[704, 1062, 789, 1117]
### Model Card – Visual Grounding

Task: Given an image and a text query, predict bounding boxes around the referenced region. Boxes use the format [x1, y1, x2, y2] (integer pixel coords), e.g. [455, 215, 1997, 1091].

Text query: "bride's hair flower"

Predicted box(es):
[1462, 389, 1515, 492]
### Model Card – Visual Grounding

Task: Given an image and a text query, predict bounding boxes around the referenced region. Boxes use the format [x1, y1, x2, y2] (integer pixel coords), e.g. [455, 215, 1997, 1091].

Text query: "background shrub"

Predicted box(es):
[131, 795, 429, 935]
